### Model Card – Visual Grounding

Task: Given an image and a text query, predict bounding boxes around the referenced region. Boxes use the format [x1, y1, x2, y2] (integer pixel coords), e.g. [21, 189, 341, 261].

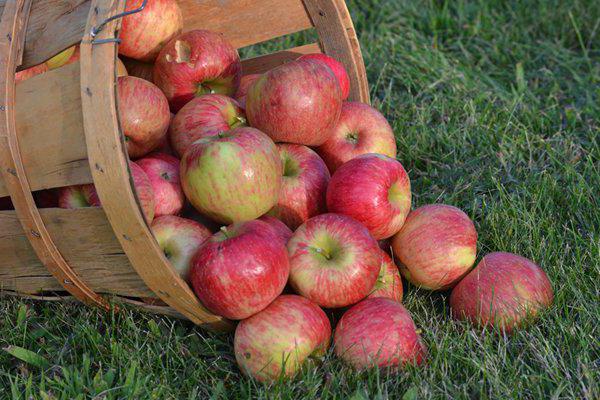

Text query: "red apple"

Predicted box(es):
[118, 76, 170, 158]
[334, 298, 427, 370]
[392, 204, 477, 290]
[58, 184, 100, 208]
[268, 144, 330, 230]
[259, 215, 293, 245]
[118, 0, 183, 62]
[234, 73, 261, 108]
[46, 45, 79, 70]
[327, 154, 411, 240]
[190, 219, 289, 319]
[316, 102, 397, 173]
[122, 57, 154, 82]
[151, 215, 211, 281]
[368, 251, 403, 303]
[450, 252, 554, 333]
[287, 213, 381, 308]
[129, 161, 156, 223]
[154, 30, 242, 112]
[15, 63, 48, 83]
[245, 59, 342, 146]
[180, 127, 282, 224]
[299, 53, 350, 100]
[136, 152, 184, 217]
[234, 295, 331, 381]
[169, 94, 246, 157]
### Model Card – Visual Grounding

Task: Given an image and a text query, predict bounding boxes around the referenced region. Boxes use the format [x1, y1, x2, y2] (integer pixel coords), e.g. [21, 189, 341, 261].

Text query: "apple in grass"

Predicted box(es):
[180, 127, 282, 224]
[316, 102, 397, 173]
[259, 215, 293, 246]
[246, 59, 342, 146]
[190, 219, 289, 319]
[298, 53, 350, 100]
[154, 30, 242, 112]
[327, 154, 411, 240]
[392, 204, 477, 291]
[169, 94, 246, 157]
[58, 184, 100, 208]
[368, 251, 403, 303]
[118, 76, 170, 159]
[151, 215, 211, 281]
[287, 213, 382, 308]
[334, 298, 427, 370]
[268, 144, 330, 230]
[450, 252, 553, 333]
[234, 73, 261, 108]
[118, 0, 183, 62]
[234, 295, 331, 382]
[136, 152, 184, 217]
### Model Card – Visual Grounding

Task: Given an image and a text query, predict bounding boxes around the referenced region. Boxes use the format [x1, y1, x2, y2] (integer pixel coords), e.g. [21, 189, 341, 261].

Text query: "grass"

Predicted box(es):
[1, 0, 599, 398]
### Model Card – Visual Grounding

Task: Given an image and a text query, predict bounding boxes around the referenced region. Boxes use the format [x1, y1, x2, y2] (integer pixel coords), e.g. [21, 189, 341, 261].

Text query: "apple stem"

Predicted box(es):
[230, 116, 247, 129]
[220, 226, 230, 239]
[312, 246, 331, 260]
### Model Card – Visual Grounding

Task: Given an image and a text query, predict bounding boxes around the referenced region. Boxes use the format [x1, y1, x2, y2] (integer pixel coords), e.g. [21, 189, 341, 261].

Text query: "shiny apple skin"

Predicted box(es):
[190, 220, 289, 320]
[245, 59, 342, 146]
[334, 297, 427, 370]
[259, 215, 293, 246]
[298, 53, 350, 100]
[153, 30, 242, 112]
[151, 215, 211, 281]
[118, 0, 183, 62]
[129, 161, 156, 223]
[287, 213, 382, 308]
[118, 76, 170, 159]
[450, 252, 554, 333]
[180, 127, 282, 224]
[169, 94, 246, 157]
[136, 152, 184, 217]
[392, 204, 477, 290]
[268, 144, 330, 230]
[327, 154, 411, 240]
[368, 251, 403, 302]
[58, 184, 100, 208]
[317, 102, 397, 173]
[234, 74, 261, 109]
[234, 295, 331, 381]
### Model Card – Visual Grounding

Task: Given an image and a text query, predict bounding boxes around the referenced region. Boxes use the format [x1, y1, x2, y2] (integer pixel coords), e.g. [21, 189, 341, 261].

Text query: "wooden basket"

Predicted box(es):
[0, 0, 369, 332]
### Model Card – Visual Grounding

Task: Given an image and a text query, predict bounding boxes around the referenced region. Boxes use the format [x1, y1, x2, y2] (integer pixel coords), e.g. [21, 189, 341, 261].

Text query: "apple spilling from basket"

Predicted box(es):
[7, 0, 554, 382]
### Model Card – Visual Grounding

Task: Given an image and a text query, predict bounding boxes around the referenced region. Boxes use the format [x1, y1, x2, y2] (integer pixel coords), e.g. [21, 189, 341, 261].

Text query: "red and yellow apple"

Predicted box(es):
[287, 213, 382, 308]
[259, 215, 293, 246]
[268, 144, 330, 230]
[392, 204, 477, 290]
[327, 154, 411, 240]
[368, 251, 403, 303]
[58, 184, 100, 208]
[136, 152, 184, 217]
[245, 59, 342, 146]
[234, 73, 261, 108]
[180, 127, 282, 224]
[299, 53, 350, 100]
[129, 161, 156, 223]
[190, 219, 289, 319]
[15, 64, 48, 83]
[450, 252, 553, 333]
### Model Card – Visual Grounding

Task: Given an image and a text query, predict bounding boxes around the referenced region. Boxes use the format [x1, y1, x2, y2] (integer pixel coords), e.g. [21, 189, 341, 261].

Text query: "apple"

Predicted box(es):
[116, 58, 128, 77]
[245, 59, 342, 146]
[190, 219, 289, 319]
[122, 57, 154, 82]
[180, 127, 282, 224]
[118, 0, 183, 62]
[268, 144, 330, 230]
[150, 215, 211, 281]
[129, 161, 156, 223]
[450, 252, 554, 333]
[169, 94, 246, 157]
[136, 152, 184, 217]
[368, 251, 403, 303]
[392, 204, 477, 290]
[118, 76, 170, 159]
[298, 53, 350, 100]
[234, 295, 331, 381]
[287, 213, 381, 308]
[327, 154, 411, 240]
[58, 184, 100, 208]
[154, 30, 242, 112]
[15, 64, 48, 83]
[334, 297, 427, 370]
[259, 215, 293, 246]
[316, 102, 397, 173]
[46, 46, 79, 70]
[234, 73, 261, 108]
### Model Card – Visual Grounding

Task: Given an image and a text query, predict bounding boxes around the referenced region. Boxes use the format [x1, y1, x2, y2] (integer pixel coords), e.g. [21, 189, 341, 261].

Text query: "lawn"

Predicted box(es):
[1, 0, 599, 398]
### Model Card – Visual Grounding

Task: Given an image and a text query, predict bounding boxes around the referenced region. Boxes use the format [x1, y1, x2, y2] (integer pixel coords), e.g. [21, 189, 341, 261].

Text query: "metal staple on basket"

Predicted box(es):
[90, 0, 148, 44]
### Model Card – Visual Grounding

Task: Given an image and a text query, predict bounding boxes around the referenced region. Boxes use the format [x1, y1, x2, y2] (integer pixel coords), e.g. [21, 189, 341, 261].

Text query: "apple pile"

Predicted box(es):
[5, 0, 554, 382]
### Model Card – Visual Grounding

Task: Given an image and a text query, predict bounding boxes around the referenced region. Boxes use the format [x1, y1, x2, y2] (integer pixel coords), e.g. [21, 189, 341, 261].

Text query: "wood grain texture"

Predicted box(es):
[241, 43, 321, 75]
[180, 0, 313, 49]
[80, 0, 231, 332]
[0, 0, 109, 308]
[0, 208, 154, 297]
[302, 0, 370, 103]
